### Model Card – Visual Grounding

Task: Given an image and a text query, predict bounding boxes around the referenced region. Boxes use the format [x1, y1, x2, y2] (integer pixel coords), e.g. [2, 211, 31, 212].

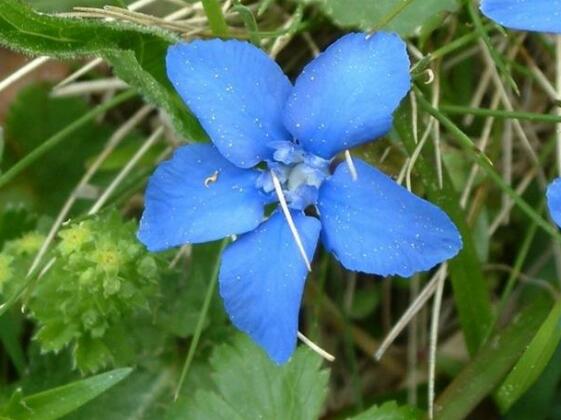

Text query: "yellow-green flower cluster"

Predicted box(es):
[27, 211, 160, 372]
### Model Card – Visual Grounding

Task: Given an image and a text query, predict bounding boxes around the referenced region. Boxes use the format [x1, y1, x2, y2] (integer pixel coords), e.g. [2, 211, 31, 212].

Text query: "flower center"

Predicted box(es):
[256, 141, 330, 210]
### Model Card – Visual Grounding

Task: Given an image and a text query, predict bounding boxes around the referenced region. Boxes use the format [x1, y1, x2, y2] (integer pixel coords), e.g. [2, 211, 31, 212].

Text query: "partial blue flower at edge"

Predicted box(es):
[480, 0, 561, 33]
[547, 178, 561, 228]
[139, 33, 463, 364]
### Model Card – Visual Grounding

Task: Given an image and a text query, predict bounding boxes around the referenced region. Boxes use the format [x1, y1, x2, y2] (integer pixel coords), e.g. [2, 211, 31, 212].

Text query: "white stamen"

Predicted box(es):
[271, 171, 312, 271]
[297, 331, 335, 362]
[344, 150, 358, 181]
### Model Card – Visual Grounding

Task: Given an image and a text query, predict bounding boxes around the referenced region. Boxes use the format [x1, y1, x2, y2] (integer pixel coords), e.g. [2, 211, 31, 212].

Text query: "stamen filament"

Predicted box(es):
[270, 170, 312, 271]
[344, 150, 358, 181]
[297, 331, 335, 362]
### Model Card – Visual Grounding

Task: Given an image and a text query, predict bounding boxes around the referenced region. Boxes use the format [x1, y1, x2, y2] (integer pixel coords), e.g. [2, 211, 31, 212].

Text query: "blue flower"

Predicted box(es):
[547, 179, 561, 227]
[138, 33, 462, 364]
[480, 0, 561, 33]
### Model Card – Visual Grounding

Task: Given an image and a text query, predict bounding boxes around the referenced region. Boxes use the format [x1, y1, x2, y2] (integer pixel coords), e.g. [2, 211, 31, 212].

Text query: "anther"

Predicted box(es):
[297, 331, 335, 362]
[344, 150, 358, 181]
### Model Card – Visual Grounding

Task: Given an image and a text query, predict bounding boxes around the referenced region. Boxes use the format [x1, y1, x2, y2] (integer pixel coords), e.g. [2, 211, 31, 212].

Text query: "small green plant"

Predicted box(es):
[29, 211, 159, 372]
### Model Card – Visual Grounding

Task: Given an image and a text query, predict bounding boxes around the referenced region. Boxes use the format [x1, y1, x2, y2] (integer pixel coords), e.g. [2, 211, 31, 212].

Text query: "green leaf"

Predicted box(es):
[25, 0, 123, 13]
[67, 355, 214, 419]
[201, 0, 230, 37]
[308, 0, 458, 37]
[0, 0, 205, 141]
[348, 401, 419, 419]
[178, 333, 330, 420]
[496, 299, 561, 412]
[394, 103, 493, 355]
[434, 295, 553, 420]
[3, 368, 132, 420]
[66, 366, 177, 420]
[504, 345, 561, 420]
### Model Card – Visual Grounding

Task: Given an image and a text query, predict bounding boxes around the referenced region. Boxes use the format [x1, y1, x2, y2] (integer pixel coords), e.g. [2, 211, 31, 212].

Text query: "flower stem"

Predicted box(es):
[439, 105, 561, 123]
[174, 239, 228, 401]
[201, 0, 229, 37]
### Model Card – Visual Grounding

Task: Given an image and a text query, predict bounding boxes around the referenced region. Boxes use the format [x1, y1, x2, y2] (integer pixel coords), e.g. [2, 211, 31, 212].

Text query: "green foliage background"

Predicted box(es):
[1, 0, 561, 419]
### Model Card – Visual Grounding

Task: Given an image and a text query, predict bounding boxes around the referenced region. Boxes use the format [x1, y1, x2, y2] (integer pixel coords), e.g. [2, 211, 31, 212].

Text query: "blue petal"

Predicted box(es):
[283, 32, 411, 159]
[219, 211, 321, 364]
[167, 40, 292, 168]
[138, 144, 266, 251]
[480, 0, 561, 33]
[547, 178, 561, 227]
[317, 160, 462, 277]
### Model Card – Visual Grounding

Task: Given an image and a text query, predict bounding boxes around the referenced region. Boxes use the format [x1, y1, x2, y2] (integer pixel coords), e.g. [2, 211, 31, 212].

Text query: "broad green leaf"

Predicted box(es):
[348, 401, 419, 419]
[25, 0, 128, 13]
[394, 103, 493, 355]
[3, 368, 132, 420]
[0, 0, 205, 141]
[496, 300, 561, 412]
[66, 366, 175, 419]
[66, 352, 214, 419]
[25, 0, 121, 13]
[308, 0, 458, 37]
[177, 333, 330, 420]
[435, 295, 553, 420]
[67, 357, 215, 419]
